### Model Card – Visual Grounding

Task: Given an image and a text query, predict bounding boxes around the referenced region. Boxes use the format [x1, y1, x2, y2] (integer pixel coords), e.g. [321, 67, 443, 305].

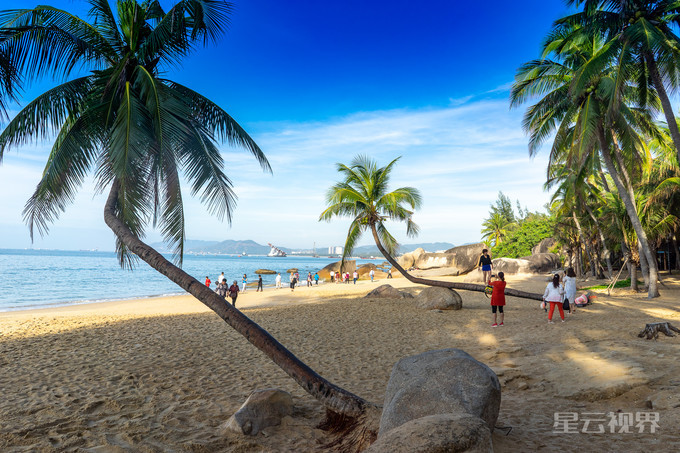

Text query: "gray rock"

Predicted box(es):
[379, 349, 501, 435]
[221, 389, 293, 435]
[365, 284, 414, 299]
[416, 287, 462, 310]
[254, 269, 277, 275]
[531, 238, 556, 255]
[520, 253, 560, 273]
[366, 413, 493, 453]
[316, 260, 356, 280]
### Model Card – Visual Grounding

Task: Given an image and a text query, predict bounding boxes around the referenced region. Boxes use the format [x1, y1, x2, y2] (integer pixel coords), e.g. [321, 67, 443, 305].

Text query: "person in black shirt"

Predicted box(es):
[256, 274, 263, 292]
[478, 249, 493, 284]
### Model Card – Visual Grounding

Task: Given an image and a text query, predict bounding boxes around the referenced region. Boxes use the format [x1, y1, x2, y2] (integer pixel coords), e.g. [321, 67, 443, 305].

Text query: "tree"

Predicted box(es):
[0, 0, 375, 424]
[320, 156, 544, 301]
[490, 191, 516, 224]
[562, 0, 680, 165]
[481, 212, 513, 246]
[511, 23, 661, 297]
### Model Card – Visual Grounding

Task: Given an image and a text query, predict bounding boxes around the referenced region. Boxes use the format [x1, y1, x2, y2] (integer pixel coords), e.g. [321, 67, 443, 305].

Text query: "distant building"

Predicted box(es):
[335, 246, 343, 255]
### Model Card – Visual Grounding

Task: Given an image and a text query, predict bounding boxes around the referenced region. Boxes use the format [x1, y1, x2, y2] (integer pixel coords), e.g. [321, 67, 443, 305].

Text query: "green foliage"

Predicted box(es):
[492, 214, 555, 258]
[491, 191, 515, 223]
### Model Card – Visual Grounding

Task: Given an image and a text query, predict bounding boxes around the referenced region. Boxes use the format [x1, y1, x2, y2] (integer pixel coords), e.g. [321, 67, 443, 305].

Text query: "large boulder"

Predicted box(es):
[316, 260, 357, 280]
[520, 253, 560, 273]
[221, 389, 293, 436]
[407, 243, 485, 273]
[463, 257, 532, 282]
[397, 248, 426, 269]
[366, 413, 493, 453]
[365, 284, 414, 299]
[415, 287, 462, 310]
[379, 349, 501, 435]
[531, 238, 556, 255]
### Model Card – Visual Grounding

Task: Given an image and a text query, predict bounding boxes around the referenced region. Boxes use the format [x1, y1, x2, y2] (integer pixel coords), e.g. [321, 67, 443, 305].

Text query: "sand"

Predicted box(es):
[1, 274, 679, 452]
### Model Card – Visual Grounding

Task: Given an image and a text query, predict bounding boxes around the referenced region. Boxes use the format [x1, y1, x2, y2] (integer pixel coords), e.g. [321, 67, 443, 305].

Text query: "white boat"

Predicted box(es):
[267, 243, 287, 257]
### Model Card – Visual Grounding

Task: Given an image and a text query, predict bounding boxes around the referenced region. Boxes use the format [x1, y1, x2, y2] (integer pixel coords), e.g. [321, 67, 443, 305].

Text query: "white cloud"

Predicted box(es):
[0, 97, 553, 250]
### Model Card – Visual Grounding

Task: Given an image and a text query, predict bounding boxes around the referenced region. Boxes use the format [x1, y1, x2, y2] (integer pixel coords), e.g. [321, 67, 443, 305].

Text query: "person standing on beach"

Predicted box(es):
[314, 272, 319, 285]
[215, 279, 228, 300]
[275, 273, 282, 289]
[387, 268, 392, 279]
[205, 276, 211, 287]
[256, 274, 263, 292]
[478, 249, 493, 284]
[352, 270, 358, 284]
[217, 272, 225, 284]
[369, 269, 375, 282]
[563, 268, 577, 313]
[489, 272, 506, 327]
[543, 274, 565, 323]
[241, 274, 247, 292]
[330, 270, 335, 283]
[307, 272, 313, 287]
[290, 272, 297, 292]
[229, 280, 240, 307]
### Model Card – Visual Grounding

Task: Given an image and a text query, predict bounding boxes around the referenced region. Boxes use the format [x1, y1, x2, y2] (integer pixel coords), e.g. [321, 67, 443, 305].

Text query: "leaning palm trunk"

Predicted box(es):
[104, 181, 374, 419]
[369, 224, 544, 301]
[597, 127, 659, 298]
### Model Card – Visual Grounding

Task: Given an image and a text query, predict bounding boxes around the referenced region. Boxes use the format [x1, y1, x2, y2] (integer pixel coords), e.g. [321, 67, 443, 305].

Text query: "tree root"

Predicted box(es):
[637, 322, 680, 340]
[319, 405, 381, 452]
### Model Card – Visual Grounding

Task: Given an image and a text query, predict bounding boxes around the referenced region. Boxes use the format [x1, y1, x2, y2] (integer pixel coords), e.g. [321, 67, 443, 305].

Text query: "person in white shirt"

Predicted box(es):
[275, 273, 282, 289]
[352, 271, 358, 284]
[217, 272, 225, 284]
[369, 269, 375, 282]
[563, 267, 577, 313]
[543, 274, 565, 323]
[330, 270, 335, 283]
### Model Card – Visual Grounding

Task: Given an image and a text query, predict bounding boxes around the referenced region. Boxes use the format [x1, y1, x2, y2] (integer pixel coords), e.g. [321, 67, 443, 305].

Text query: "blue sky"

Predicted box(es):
[0, 0, 573, 251]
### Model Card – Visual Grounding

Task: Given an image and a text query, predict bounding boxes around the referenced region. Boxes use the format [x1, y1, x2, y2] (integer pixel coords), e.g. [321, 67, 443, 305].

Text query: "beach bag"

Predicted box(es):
[562, 298, 570, 311]
[540, 301, 546, 310]
[574, 293, 588, 307]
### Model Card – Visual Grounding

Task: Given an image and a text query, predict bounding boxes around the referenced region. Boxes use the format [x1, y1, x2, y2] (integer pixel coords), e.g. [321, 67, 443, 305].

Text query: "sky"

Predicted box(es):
[0, 0, 575, 251]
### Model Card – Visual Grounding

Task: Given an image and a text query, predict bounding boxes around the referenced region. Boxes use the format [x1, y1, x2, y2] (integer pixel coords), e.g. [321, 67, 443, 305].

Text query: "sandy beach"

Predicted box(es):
[1, 274, 679, 452]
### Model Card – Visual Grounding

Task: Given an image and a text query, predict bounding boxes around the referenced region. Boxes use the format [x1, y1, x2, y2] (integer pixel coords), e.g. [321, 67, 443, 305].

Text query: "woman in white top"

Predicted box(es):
[563, 267, 577, 314]
[543, 274, 565, 323]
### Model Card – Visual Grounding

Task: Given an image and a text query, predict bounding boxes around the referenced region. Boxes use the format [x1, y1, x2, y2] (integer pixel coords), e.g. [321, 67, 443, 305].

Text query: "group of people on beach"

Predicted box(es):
[479, 249, 589, 328]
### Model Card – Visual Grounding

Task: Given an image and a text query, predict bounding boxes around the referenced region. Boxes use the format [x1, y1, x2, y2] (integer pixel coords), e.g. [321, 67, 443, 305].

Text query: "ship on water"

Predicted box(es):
[267, 243, 287, 257]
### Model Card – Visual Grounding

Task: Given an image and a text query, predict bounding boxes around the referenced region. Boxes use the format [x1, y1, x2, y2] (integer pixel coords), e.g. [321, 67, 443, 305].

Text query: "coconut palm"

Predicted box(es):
[320, 155, 545, 301]
[0, 0, 374, 422]
[511, 23, 661, 297]
[561, 0, 680, 164]
[481, 212, 514, 246]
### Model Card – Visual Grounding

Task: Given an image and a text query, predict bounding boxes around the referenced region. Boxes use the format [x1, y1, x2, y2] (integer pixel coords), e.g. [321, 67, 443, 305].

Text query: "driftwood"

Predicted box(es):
[637, 322, 680, 340]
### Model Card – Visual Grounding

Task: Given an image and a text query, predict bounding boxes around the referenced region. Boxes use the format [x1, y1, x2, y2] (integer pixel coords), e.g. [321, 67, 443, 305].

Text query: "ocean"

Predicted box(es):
[0, 249, 380, 312]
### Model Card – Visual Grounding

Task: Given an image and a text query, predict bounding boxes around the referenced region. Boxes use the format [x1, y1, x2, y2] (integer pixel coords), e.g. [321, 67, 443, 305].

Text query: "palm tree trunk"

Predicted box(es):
[673, 235, 680, 271]
[584, 203, 613, 278]
[572, 212, 595, 277]
[638, 240, 651, 289]
[104, 181, 374, 418]
[646, 53, 680, 165]
[597, 126, 659, 298]
[368, 224, 544, 301]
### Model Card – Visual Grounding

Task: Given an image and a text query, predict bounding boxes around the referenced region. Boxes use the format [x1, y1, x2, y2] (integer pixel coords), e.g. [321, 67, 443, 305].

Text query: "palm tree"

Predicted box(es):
[0, 0, 375, 422]
[320, 155, 544, 301]
[561, 0, 680, 164]
[481, 212, 514, 246]
[511, 23, 661, 297]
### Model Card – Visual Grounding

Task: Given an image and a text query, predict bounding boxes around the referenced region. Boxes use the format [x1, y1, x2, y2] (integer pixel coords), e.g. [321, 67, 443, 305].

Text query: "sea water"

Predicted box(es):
[0, 249, 379, 312]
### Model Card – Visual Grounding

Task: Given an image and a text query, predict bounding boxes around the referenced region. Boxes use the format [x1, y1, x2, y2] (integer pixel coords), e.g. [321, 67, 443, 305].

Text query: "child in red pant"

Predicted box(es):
[542, 274, 565, 323]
